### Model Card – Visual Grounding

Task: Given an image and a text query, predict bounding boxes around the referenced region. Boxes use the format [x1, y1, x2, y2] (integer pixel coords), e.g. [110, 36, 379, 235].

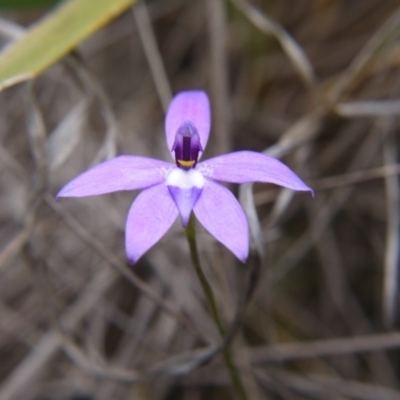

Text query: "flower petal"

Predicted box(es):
[168, 186, 202, 227]
[193, 180, 249, 262]
[57, 156, 172, 198]
[166, 167, 205, 226]
[198, 151, 313, 193]
[125, 183, 178, 263]
[165, 91, 211, 155]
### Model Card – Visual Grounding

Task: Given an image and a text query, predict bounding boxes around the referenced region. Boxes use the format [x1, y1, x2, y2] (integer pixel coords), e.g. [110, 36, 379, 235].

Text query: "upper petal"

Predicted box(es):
[125, 183, 178, 263]
[57, 156, 172, 198]
[165, 91, 211, 155]
[198, 151, 313, 194]
[193, 180, 249, 262]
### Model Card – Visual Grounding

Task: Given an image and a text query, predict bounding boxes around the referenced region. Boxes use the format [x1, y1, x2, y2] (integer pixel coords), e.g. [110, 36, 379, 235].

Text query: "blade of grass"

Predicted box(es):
[0, 0, 138, 91]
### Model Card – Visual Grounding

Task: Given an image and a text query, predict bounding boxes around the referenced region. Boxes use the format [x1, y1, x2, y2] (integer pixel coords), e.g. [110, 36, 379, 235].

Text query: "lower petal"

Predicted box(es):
[125, 184, 178, 263]
[193, 180, 249, 262]
[168, 185, 202, 226]
[166, 167, 205, 227]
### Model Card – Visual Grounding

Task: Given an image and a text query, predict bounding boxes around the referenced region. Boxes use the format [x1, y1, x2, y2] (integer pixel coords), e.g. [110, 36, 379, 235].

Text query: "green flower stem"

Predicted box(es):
[185, 214, 249, 400]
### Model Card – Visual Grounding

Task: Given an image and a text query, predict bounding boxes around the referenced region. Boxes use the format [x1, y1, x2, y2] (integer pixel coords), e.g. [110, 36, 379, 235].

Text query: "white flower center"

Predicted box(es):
[166, 168, 205, 189]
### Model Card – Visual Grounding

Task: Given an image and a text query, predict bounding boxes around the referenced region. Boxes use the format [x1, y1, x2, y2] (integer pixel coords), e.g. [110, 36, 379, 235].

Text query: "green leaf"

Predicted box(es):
[0, 0, 139, 91]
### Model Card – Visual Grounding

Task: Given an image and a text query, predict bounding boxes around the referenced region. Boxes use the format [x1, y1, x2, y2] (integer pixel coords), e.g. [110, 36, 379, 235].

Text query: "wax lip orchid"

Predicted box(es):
[57, 91, 313, 263]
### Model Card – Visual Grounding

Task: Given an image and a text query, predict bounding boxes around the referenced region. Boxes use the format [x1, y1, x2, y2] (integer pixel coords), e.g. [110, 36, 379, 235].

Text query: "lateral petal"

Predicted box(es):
[165, 91, 211, 155]
[57, 156, 172, 198]
[198, 151, 313, 194]
[125, 183, 178, 263]
[193, 180, 249, 262]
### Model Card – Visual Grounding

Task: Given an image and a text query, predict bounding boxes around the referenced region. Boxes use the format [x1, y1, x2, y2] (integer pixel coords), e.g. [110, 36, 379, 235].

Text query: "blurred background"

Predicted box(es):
[0, 0, 400, 399]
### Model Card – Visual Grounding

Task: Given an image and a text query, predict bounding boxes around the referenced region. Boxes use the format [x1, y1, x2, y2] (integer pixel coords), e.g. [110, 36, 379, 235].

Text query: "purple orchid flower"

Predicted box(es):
[57, 91, 312, 263]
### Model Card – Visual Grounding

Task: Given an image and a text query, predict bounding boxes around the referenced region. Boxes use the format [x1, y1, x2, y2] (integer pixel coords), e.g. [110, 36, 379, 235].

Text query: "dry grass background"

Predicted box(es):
[1, 0, 400, 399]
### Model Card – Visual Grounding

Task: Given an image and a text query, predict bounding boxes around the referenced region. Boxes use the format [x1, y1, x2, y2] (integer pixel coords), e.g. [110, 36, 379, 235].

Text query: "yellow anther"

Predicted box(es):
[177, 160, 195, 168]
